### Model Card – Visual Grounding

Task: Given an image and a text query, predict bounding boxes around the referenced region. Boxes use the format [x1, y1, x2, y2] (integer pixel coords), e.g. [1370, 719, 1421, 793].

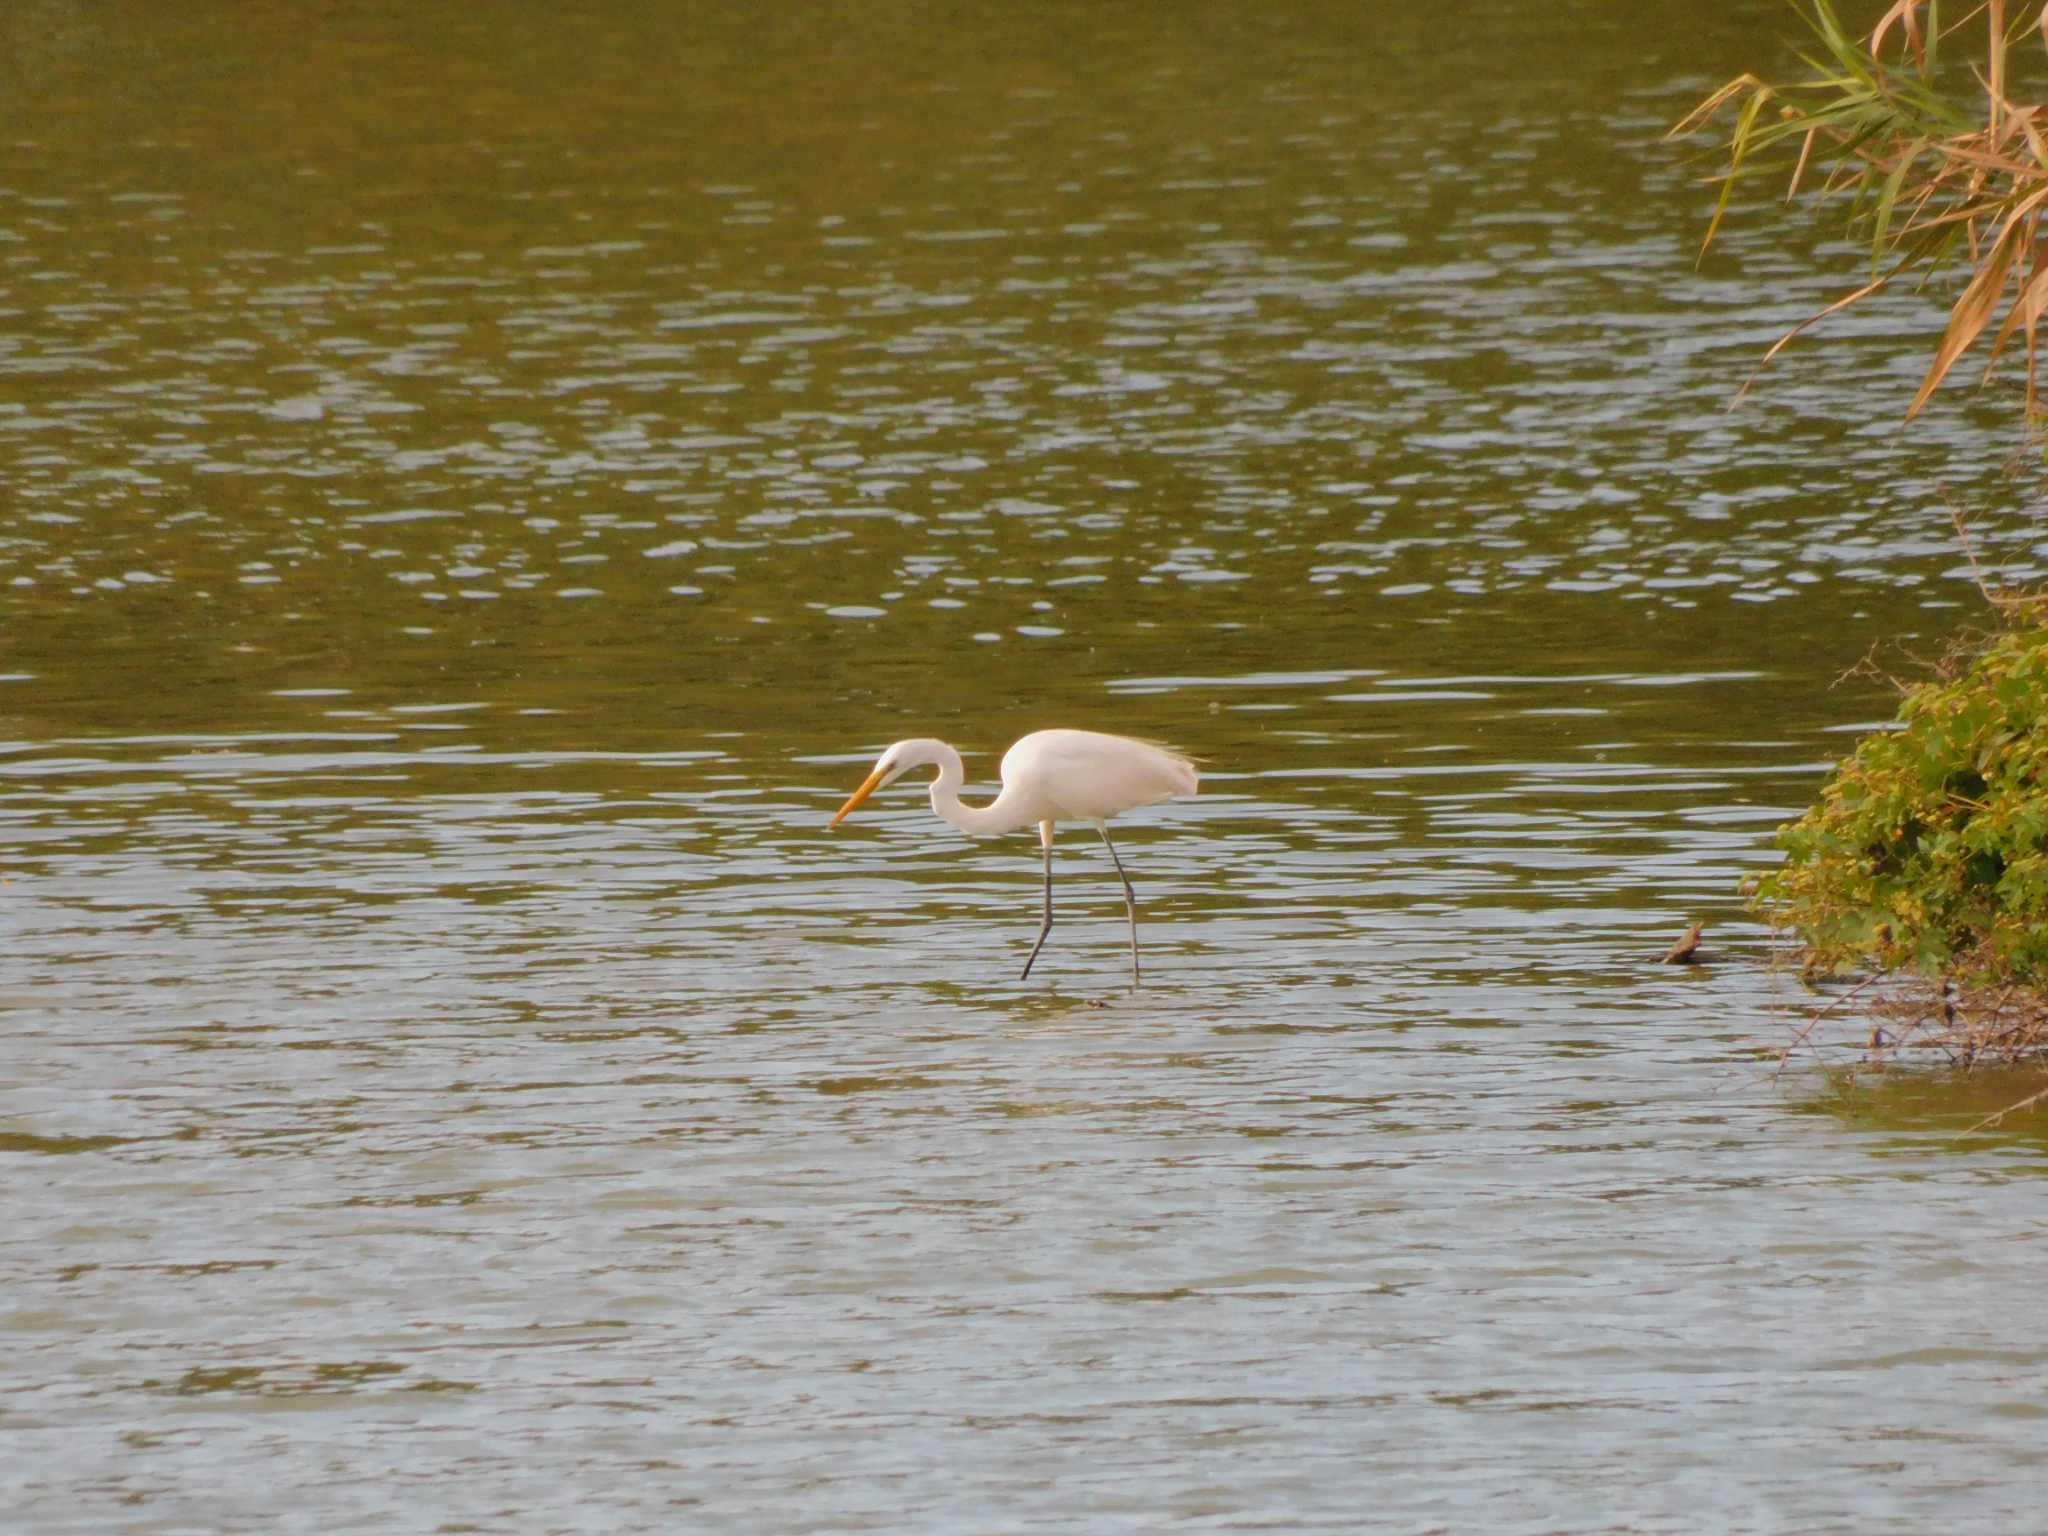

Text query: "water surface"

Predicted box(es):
[5, 3, 2047, 1532]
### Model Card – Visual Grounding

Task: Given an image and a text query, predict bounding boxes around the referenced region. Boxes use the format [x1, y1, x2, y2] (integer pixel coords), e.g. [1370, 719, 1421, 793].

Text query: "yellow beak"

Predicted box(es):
[830, 765, 888, 827]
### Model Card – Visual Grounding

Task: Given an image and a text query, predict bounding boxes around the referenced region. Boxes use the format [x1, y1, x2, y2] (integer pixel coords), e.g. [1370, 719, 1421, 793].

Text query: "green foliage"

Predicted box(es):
[1752, 620, 2048, 981]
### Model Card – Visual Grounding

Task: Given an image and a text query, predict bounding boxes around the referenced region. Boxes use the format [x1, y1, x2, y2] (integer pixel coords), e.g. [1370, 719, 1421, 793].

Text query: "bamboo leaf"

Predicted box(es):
[1812, 0, 1854, 57]
[1668, 74, 1765, 140]
[1872, 0, 1927, 67]
[1986, 227, 2048, 362]
[1732, 263, 1909, 406]
[1873, 140, 1923, 260]
[1789, 124, 1821, 199]
[2020, 106, 2048, 171]
[1699, 84, 1777, 258]
[1680, 0, 2048, 424]
[1987, 0, 2006, 139]
[1905, 212, 2029, 418]
[2027, 277, 2040, 416]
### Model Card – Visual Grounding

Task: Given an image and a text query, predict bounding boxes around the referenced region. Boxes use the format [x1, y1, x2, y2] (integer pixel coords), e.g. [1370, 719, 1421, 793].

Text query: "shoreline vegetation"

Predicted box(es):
[1674, 1, 2048, 1075]
[1760, 581, 2048, 1076]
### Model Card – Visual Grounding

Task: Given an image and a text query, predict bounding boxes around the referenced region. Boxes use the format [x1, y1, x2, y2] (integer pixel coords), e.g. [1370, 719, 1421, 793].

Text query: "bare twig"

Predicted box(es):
[1776, 974, 1881, 1079]
[1960, 1079, 2048, 1135]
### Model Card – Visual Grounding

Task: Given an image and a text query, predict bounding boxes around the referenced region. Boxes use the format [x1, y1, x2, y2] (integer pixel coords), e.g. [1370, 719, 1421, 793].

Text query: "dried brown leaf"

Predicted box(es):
[1872, 0, 1926, 66]
[1667, 75, 1764, 140]
[1987, 235, 2048, 364]
[1789, 124, 1820, 200]
[1905, 212, 2028, 419]
[1732, 268, 1902, 406]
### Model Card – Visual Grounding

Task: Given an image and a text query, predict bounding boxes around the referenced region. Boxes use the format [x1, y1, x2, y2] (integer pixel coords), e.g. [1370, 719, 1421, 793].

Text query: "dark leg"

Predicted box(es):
[1020, 827, 1055, 981]
[1099, 824, 1140, 986]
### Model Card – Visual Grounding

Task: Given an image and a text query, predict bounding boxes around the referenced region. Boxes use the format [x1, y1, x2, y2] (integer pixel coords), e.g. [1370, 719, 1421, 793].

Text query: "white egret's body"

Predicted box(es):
[830, 728, 1197, 983]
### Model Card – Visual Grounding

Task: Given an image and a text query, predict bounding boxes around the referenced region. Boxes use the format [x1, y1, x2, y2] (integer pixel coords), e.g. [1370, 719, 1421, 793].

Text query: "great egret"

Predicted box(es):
[829, 728, 1198, 984]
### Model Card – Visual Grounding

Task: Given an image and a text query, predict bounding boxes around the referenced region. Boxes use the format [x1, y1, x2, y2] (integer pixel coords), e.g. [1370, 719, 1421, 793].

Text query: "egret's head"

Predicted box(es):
[829, 740, 925, 827]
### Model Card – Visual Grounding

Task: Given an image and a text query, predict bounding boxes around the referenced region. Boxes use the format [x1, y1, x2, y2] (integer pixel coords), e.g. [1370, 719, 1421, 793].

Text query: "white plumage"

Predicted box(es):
[830, 728, 1198, 983]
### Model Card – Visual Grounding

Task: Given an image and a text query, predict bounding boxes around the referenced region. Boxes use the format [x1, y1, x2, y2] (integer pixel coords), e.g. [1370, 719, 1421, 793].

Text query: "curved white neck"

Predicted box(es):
[925, 745, 1034, 836]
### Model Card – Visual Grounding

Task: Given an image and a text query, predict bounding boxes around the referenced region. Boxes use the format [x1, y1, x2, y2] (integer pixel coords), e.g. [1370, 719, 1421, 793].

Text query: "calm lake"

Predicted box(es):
[6, 2, 2047, 1531]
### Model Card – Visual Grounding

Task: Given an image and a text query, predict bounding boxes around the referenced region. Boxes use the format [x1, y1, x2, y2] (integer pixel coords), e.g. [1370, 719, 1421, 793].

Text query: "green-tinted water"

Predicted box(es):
[6, 3, 2046, 1532]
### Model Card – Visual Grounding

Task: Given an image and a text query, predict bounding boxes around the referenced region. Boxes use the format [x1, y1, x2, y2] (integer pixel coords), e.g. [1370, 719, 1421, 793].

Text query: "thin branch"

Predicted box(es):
[1960, 1079, 2048, 1136]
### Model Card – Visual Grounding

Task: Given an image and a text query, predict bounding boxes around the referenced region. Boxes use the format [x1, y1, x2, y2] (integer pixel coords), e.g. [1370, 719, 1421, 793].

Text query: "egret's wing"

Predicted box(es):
[1005, 729, 1198, 821]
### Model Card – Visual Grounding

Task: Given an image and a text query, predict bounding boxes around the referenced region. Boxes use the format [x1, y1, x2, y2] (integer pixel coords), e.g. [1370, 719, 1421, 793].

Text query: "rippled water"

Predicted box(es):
[7, 2, 2048, 1531]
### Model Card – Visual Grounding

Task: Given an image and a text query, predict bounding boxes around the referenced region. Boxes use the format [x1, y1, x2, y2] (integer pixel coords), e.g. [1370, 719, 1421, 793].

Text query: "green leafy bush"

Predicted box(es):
[1752, 620, 2048, 981]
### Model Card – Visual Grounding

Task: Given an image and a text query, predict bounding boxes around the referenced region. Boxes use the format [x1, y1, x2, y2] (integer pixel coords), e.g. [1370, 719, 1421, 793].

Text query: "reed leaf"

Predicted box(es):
[1987, 239, 2048, 362]
[1675, 0, 2048, 422]
[1873, 0, 1927, 66]
[1906, 209, 2027, 416]
[1873, 142, 1922, 261]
